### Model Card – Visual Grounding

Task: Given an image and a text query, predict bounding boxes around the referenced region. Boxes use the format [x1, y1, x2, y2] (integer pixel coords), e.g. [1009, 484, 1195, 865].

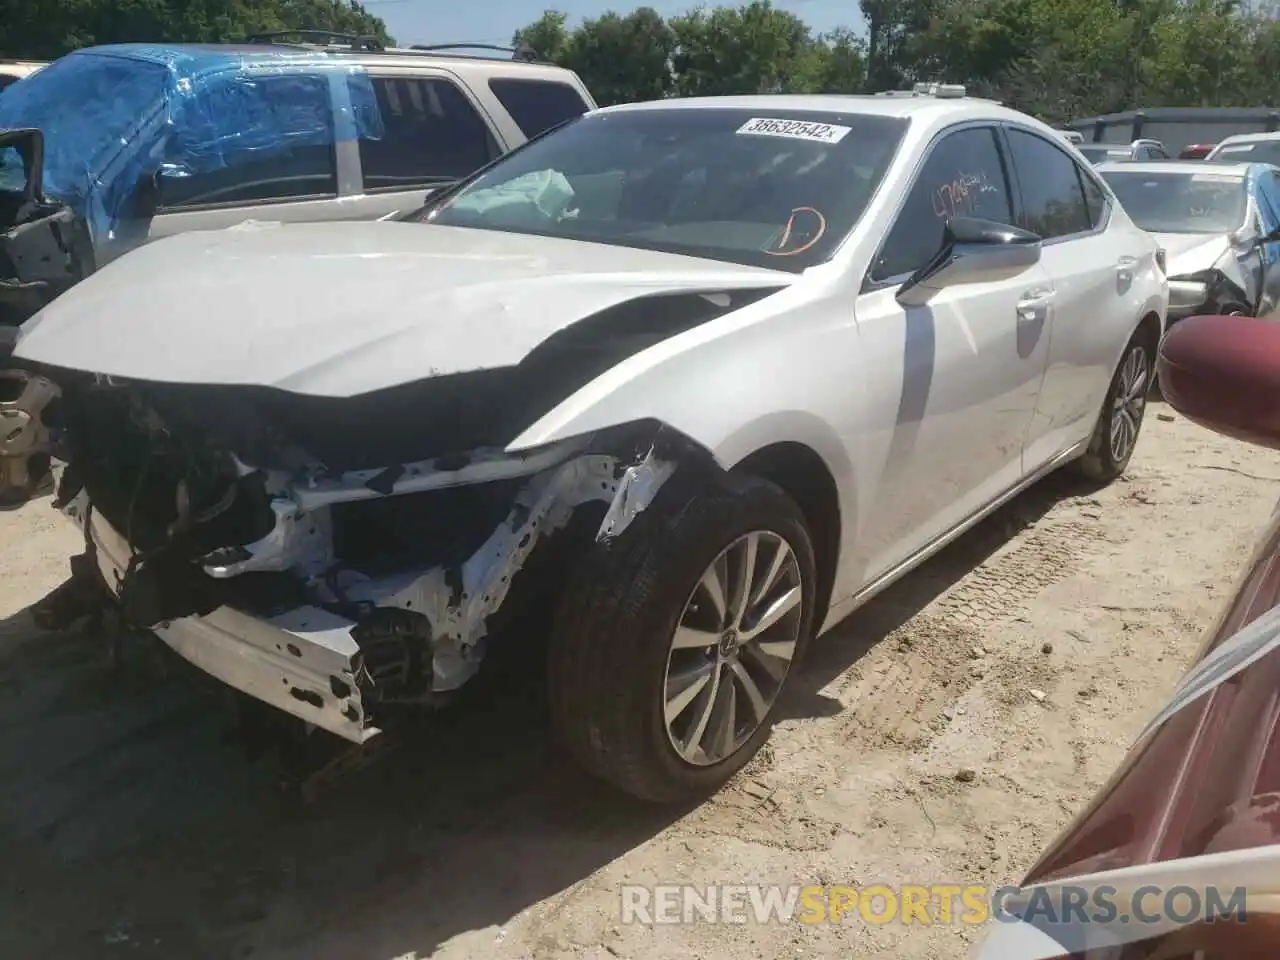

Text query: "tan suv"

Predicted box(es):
[0, 33, 596, 327]
[0, 60, 45, 93]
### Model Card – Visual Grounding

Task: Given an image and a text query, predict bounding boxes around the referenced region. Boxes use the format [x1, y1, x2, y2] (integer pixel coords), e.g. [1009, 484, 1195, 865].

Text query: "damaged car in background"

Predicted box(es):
[1098, 160, 1280, 324]
[1, 91, 1167, 803]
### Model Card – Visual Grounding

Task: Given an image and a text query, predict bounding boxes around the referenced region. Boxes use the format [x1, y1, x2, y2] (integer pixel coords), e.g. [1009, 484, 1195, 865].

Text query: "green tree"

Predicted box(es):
[564, 8, 675, 105]
[512, 9, 571, 62]
[0, 0, 390, 60]
[792, 27, 869, 94]
[670, 1, 816, 96]
[511, 0, 1280, 120]
[861, 0, 941, 90]
[1140, 0, 1253, 106]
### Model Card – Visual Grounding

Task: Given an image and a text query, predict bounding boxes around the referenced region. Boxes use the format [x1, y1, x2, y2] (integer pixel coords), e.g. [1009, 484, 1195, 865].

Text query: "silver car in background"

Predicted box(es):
[1206, 130, 1280, 165]
[1098, 160, 1280, 322]
[1077, 138, 1170, 165]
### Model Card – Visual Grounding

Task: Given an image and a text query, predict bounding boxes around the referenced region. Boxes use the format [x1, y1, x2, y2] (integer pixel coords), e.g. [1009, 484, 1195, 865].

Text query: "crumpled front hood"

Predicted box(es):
[1155, 231, 1231, 278]
[14, 220, 793, 397]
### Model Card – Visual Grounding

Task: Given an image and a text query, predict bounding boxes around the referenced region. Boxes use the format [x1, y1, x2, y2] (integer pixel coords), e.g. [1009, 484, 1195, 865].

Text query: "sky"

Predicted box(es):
[369, 0, 867, 49]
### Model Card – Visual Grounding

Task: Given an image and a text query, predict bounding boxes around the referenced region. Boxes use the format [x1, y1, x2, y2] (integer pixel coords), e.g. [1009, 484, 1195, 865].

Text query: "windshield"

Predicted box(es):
[422, 107, 909, 272]
[0, 51, 168, 200]
[1101, 170, 1247, 234]
[1211, 139, 1280, 165]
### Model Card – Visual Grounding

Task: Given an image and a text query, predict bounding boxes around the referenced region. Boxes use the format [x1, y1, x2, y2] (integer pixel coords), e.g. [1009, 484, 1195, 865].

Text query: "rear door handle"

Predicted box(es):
[1017, 288, 1054, 323]
[1116, 256, 1138, 284]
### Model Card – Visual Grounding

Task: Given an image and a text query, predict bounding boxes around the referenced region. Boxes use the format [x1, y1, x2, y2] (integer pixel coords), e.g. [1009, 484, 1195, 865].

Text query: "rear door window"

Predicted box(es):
[1005, 128, 1092, 239]
[352, 76, 500, 191]
[158, 73, 338, 208]
[487, 78, 590, 139]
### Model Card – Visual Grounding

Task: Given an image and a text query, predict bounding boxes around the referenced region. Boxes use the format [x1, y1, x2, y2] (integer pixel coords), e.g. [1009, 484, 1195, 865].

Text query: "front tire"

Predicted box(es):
[548, 472, 817, 803]
[1074, 334, 1153, 482]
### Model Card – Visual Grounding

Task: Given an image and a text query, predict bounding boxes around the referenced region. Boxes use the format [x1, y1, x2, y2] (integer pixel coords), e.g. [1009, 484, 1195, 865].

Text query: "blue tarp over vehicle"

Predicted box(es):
[0, 44, 384, 249]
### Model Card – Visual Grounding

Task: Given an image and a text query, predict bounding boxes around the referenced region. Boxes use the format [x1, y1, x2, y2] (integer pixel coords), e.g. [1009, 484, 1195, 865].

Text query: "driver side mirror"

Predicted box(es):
[896, 216, 1043, 307]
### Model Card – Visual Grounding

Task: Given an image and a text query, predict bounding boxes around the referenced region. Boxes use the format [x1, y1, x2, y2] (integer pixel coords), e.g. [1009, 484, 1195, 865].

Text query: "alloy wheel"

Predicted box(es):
[663, 530, 804, 766]
[1110, 344, 1149, 463]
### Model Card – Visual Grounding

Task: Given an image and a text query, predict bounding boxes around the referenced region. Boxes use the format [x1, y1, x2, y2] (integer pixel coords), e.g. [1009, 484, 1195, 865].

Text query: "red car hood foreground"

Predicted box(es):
[976, 314, 1280, 958]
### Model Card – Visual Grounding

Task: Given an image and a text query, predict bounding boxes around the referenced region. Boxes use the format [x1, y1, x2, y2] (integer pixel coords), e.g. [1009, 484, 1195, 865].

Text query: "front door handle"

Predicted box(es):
[1017, 288, 1054, 323]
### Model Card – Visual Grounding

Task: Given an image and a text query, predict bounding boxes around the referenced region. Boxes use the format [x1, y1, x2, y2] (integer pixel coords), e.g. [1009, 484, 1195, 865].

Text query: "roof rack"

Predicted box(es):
[408, 42, 540, 62]
[239, 31, 543, 63]
[244, 30, 386, 51]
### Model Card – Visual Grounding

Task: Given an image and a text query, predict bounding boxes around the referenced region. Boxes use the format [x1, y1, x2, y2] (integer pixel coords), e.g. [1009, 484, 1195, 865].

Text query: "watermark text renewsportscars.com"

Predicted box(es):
[619, 883, 1248, 927]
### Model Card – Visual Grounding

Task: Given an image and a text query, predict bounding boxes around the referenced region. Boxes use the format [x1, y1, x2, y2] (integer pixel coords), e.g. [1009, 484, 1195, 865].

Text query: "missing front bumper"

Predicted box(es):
[80, 497, 378, 744]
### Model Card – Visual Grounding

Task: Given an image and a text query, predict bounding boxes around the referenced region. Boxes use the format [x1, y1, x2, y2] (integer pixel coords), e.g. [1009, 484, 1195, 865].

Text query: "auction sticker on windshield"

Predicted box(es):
[736, 117, 852, 144]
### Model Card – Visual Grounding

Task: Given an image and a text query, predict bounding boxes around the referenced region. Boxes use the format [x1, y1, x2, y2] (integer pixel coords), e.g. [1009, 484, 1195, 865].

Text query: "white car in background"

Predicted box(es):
[0, 85, 1167, 803]
[1206, 129, 1280, 165]
[1077, 138, 1171, 165]
[1098, 159, 1280, 322]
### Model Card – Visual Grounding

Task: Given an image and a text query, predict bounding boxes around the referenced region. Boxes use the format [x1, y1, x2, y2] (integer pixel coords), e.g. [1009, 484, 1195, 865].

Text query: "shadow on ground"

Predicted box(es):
[780, 468, 1097, 721]
[0, 469, 1095, 960]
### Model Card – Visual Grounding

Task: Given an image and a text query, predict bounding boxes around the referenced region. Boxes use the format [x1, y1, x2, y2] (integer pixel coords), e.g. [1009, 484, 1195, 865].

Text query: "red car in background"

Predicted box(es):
[1177, 143, 1217, 159]
[975, 314, 1280, 959]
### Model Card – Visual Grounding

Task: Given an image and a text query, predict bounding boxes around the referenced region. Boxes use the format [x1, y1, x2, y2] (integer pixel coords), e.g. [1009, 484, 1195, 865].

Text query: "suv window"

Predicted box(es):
[1006, 129, 1092, 239]
[354, 76, 500, 191]
[158, 73, 338, 208]
[488, 78, 589, 139]
[871, 126, 1014, 282]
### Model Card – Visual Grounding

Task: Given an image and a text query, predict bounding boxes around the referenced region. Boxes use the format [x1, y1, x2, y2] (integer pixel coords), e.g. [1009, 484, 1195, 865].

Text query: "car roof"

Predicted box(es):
[1095, 159, 1252, 177]
[65, 41, 581, 81]
[592, 92, 1029, 124]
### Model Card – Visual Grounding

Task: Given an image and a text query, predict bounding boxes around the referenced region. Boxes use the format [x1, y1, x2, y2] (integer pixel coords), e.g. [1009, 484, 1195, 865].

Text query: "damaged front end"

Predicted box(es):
[0, 366, 685, 744]
[0, 129, 93, 329]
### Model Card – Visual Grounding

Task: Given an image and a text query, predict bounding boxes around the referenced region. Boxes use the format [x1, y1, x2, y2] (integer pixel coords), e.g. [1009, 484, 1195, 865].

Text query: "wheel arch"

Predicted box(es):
[730, 440, 844, 626]
[1135, 310, 1162, 358]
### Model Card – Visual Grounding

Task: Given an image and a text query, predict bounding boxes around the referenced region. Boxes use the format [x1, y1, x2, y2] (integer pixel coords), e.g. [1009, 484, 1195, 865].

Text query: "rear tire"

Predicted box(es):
[548, 472, 817, 803]
[1074, 333, 1153, 482]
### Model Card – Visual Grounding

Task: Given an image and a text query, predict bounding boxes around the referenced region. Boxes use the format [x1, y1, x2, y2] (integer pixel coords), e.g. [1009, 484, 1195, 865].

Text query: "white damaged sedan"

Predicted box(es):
[0, 89, 1167, 802]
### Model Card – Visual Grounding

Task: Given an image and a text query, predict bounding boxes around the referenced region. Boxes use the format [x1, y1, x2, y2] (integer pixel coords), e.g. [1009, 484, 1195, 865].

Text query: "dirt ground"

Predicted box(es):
[1, 401, 1277, 960]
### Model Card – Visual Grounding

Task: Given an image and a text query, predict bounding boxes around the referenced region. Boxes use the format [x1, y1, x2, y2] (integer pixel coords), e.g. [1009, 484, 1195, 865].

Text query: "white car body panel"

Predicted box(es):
[1206, 130, 1280, 162]
[849, 269, 1053, 582]
[14, 220, 794, 395]
[1025, 228, 1156, 469]
[9, 92, 1169, 732]
[1156, 231, 1233, 275]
